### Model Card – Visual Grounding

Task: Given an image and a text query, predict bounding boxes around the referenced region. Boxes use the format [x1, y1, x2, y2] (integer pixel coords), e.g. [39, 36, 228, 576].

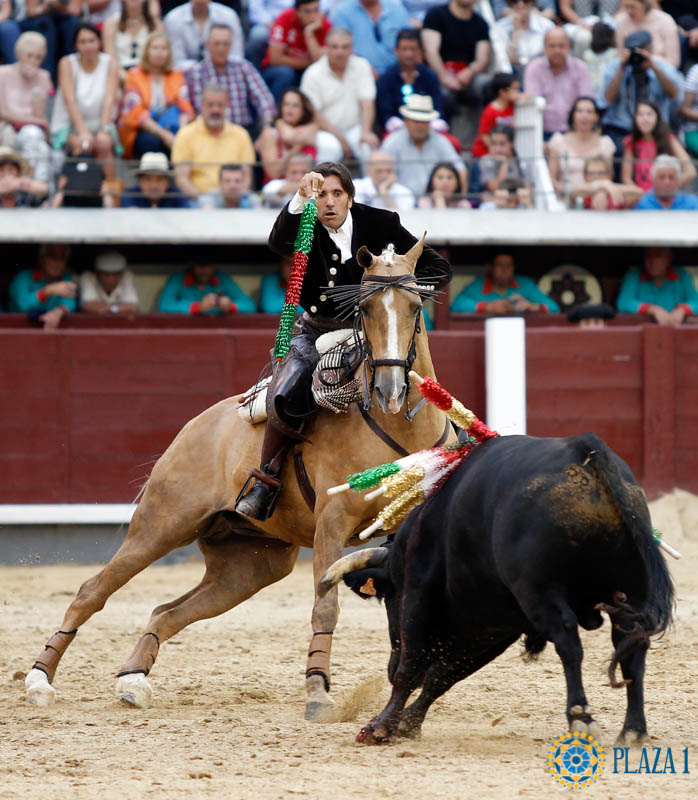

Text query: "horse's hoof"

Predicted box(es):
[356, 723, 390, 744]
[305, 701, 339, 723]
[616, 729, 649, 747]
[25, 668, 56, 707]
[116, 673, 152, 709]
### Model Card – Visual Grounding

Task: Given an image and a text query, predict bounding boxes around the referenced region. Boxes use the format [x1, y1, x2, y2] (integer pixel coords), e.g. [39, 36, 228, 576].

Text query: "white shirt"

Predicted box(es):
[79, 270, 139, 306]
[300, 54, 376, 131]
[493, 13, 554, 66]
[353, 176, 415, 211]
[164, 2, 244, 70]
[289, 191, 354, 263]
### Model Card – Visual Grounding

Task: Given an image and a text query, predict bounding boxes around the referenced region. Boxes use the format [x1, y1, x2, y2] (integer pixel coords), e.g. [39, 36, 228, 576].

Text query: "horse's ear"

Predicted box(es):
[357, 246, 375, 270]
[404, 232, 427, 274]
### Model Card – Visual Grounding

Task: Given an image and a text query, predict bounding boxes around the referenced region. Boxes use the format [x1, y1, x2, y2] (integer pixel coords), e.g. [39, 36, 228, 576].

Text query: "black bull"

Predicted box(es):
[319, 432, 674, 744]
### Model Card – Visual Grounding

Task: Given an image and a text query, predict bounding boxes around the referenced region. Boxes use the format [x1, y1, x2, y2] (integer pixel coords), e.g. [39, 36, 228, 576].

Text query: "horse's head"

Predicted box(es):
[355, 233, 428, 414]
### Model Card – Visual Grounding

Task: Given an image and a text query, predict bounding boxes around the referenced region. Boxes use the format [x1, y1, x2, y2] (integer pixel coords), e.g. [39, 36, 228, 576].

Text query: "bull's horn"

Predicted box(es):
[317, 547, 389, 597]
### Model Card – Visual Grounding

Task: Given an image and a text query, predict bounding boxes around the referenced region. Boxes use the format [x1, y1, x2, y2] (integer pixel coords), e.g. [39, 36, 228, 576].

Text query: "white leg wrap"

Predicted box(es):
[25, 668, 56, 706]
[116, 672, 153, 709]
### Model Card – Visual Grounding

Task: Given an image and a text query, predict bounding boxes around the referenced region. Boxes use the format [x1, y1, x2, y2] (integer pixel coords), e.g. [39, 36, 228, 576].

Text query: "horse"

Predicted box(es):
[25, 235, 457, 722]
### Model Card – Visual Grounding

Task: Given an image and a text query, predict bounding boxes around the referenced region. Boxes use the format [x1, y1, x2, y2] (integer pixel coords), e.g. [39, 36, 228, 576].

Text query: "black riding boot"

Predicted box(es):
[235, 423, 294, 521]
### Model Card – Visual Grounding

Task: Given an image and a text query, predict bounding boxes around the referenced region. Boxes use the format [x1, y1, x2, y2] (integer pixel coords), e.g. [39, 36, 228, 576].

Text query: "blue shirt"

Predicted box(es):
[635, 191, 698, 210]
[451, 274, 559, 313]
[330, 0, 410, 74]
[617, 267, 698, 314]
[8, 269, 77, 313]
[597, 58, 683, 133]
[120, 186, 193, 208]
[376, 62, 444, 128]
[158, 268, 256, 314]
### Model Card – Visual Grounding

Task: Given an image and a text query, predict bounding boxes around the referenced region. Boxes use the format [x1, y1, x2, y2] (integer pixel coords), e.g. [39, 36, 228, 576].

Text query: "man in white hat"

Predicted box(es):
[121, 152, 192, 208]
[379, 93, 467, 197]
[79, 251, 140, 314]
[0, 146, 48, 208]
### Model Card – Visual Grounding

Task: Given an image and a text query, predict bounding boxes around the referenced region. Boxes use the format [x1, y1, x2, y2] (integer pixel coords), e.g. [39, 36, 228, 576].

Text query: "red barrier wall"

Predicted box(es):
[1, 323, 695, 502]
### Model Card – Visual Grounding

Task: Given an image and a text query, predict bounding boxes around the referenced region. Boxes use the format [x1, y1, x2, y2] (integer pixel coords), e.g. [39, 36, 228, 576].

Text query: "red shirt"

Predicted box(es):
[471, 101, 515, 158]
[262, 9, 332, 69]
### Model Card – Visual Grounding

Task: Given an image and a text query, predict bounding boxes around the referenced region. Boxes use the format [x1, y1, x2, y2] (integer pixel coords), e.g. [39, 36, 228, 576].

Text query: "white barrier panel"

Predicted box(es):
[0, 504, 136, 525]
[485, 317, 526, 435]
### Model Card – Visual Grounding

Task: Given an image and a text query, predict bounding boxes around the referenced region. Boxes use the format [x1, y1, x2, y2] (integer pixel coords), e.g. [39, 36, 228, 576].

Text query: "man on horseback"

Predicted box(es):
[235, 161, 452, 520]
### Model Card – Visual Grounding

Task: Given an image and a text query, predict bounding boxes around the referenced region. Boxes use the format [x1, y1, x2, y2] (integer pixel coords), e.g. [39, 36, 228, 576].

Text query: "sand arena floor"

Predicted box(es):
[1, 491, 697, 800]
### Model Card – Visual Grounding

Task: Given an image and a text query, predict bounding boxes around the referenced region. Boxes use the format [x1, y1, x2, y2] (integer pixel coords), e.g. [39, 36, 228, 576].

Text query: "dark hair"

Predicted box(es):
[396, 28, 421, 46]
[567, 95, 601, 131]
[73, 22, 101, 48]
[630, 100, 673, 155]
[490, 123, 515, 143]
[275, 88, 315, 127]
[500, 177, 524, 193]
[295, 0, 318, 7]
[219, 163, 244, 177]
[425, 161, 462, 194]
[491, 72, 517, 96]
[208, 23, 233, 38]
[590, 22, 615, 54]
[119, 0, 156, 34]
[313, 162, 355, 198]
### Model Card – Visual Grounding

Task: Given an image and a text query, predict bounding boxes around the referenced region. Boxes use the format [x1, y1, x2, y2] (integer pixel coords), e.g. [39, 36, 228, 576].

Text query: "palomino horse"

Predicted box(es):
[25, 235, 456, 721]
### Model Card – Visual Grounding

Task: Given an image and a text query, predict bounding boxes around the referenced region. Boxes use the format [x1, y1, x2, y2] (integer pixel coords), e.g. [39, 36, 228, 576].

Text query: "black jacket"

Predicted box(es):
[268, 201, 452, 318]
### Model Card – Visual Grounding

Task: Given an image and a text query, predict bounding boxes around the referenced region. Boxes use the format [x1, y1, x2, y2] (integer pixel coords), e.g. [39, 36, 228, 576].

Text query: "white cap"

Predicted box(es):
[95, 251, 127, 273]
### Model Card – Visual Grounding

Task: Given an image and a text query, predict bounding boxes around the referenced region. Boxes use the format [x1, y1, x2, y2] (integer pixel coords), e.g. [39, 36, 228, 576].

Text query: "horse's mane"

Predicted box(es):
[324, 274, 442, 320]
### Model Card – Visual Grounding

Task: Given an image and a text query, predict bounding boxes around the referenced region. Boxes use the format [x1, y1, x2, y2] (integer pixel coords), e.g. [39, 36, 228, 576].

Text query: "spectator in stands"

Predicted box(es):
[121, 151, 192, 207]
[380, 93, 466, 199]
[376, 28, 444, 134]
[0, 146, 48, 207]
[261, 0, 331, 104]
[158, 261, 256, 314]
[478, 175, 533, 208]
[79, 250, 140, 313]
[663, 0, 698, 66]
[0, 32, 53, 189]
[246, 0, 294, 68]
[171, 83, 255, 200]
[615, 0, 680, 69]
[477, 123, 531, 195]
[617, 246, 698, 324]
[493, 0, 554, 77]
[261, 151, 314, 208]
[8, 243, 76, 328]
[103, 0, 163, 84]
[353, 150, 415, 209]
[0, 0, 82, 81]
[164, 0, 243, 70]
[599, 31, 683, 152]
[118, 32, 194, 160]
[199, 163, 261, 208]
[682, 63, 698, 159]
[330, 0, 409, 75]
[634, 153, 698, 209]
[259, 255, 294, 313]
[256, 88, 318, 181]
[471, 72, 520, 158]
[300, 27, 379, 163]
[582, 22, 618, 97]
[418, 160, 470, 208]
[403, 0, 447, 27]
[185, 23, 276, 138]
[50, 23, 120, 182]
[572, 154, 643, 208]
[421, 0, 492, 120]
[524, 27, 593, 139]
[492, 0, 556, 20]
[559, 0, 620, 58]
[451, 252, 559, 312]
[622, 100, 696, 192]
[547, 96, 616, 198]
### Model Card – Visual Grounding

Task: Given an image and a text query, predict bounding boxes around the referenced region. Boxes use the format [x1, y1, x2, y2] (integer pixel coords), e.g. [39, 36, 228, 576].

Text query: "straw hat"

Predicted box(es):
[95, 251, 127, 273]
[0, 146, 30, 176]
[135, 151, 172, 176]
[399, 94, 440, 122]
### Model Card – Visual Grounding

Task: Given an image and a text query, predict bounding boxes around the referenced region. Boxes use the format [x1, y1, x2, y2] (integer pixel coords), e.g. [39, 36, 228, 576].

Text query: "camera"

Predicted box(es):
[624, 31, 652, 70]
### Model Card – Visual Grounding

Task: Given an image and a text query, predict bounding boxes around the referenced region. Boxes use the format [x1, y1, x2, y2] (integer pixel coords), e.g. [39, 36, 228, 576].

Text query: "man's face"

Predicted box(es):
[395, 38, 420, 70]
[644, 248, 671, 279]
[191, 0, 210, 12]
[17, 45, 44, 80]
[192, 264, 215, 285]
[41, 245, 70, 279]
[202, 91, 228, 130]
[653, 167, 679, 200]
[367, 156, 394, 186]
[404, 117, 430, 144]
[0, 162, 21, 184]
[207, 27, 232, 67]
[584, 160, 610, 183]
[296, 1, 321, 27]
[138, 173, 169, 201]
[316, 174, 352, 229]
[544, 30, 570, 69]
[286, 157, 310, 183]
[97, 270, 122, 294]
[327, 34, 352, 70]
[220, 168, 245, 199]
[453, 0, 476, 10]
[491, 254, 515, 286]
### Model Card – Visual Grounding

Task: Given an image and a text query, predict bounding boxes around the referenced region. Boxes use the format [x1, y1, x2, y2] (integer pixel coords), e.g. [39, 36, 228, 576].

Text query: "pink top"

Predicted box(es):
[523, 55, 593, 134]
[622, 134, 677, 192]
[0, 64, 53, 123]
[614, 9, 680, 69]
[548, 131, 616, 189]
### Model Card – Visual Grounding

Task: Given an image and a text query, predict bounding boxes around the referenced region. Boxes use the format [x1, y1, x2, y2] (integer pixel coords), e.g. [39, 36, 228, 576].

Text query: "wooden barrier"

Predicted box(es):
[1, 321, 695, 503]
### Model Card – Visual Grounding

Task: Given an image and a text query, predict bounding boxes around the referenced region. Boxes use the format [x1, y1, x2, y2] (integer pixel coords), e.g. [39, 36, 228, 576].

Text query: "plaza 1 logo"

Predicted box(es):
[613, 745, 690, 775]
[546, 730, 605, 789]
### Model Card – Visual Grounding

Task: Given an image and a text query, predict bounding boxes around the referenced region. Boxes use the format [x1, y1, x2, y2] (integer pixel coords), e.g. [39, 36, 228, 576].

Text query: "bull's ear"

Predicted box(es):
[343, 567, 392, 601]
[404, 232, 426, 274]
[357, 246, 374, 270]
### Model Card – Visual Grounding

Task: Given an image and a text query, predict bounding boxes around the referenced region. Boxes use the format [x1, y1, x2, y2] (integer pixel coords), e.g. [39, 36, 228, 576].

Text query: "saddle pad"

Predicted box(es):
[237, 376, 271, 424]
[315, 328, 362, 355]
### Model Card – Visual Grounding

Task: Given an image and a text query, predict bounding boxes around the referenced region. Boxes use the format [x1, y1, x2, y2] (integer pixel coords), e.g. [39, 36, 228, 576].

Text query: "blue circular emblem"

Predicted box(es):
[547, 730, 605, 789]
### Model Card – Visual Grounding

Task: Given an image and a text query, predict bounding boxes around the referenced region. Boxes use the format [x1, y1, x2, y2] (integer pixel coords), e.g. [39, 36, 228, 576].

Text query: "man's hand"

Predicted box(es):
[649, 304, 672, 325]
[360, 130, 380, 149]
[486, 299, 513, 314]
[377, 174, 397, 195]
[509, 293, 537, 312]
[304, 16, 323, 36]
[456, 66, 473, 88]
[199, 293, 219, 312]
[669, 306, 687, 326]
[39, 306, 66, 329]
[218, 295, 235, 313]
[45, 280, 77, 299]
[298, 170, 325, 198]
[440, 70, 461, 92]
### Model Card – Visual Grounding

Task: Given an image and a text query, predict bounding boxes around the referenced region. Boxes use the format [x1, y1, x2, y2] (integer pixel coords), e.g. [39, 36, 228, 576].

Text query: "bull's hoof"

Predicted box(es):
[116, 672, 152, 709]
[616, 729, 649, 747]
[356, 722, 391, 744]
[304, 701, 339, 723]
[25, 668, 56, 707]
[396, 723, 422, 740]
